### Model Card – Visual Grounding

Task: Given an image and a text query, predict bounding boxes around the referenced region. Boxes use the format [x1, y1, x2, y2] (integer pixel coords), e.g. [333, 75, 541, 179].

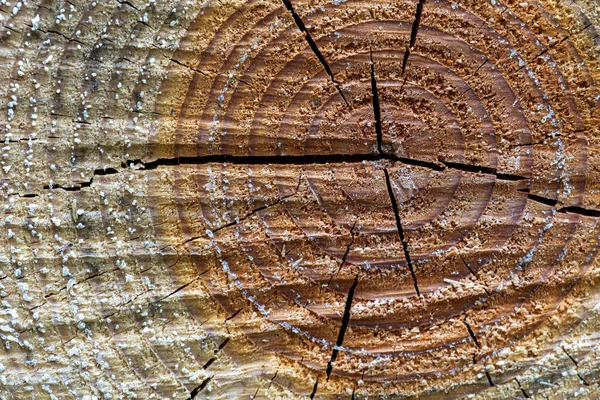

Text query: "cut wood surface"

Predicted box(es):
[1, 0, 600, 399]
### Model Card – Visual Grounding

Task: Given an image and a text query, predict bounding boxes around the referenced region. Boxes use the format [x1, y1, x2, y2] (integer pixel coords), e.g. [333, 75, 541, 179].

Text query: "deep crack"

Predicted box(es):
[515, 378, 530, 398]
[384, 169, 420, 296]
[463, 315, 481, 348]
[326, 274, 359, 380]
[370, 50, 383, 153]
[188, 377, 212, 399]
[402, 0, 426, 74]
[282, 0, 350, 107]
[309, 377, 319, 399]
[518, 189, 600, 218]
[43, 153, 531, 195]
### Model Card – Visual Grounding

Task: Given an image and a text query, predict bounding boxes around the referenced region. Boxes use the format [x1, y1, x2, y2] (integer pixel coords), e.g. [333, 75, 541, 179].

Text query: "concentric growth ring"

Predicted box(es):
[143, 0, 600, 397]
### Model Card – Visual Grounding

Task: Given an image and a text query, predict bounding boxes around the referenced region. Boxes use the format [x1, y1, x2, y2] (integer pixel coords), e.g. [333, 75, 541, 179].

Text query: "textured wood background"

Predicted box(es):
[0, 0, 600, 398]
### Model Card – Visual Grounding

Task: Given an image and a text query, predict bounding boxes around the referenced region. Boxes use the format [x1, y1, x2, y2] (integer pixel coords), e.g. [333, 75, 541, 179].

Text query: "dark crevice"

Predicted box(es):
[562, 348, 589, 386]
[402, 0, 426, 74]
[462, 260, 490, 296]
[531, 23, 592, 62]
[384, 169, 420, 297]
[127, 153, 524, 179]
[202, 357, 217, 369]
[309, 378, 319, 399]
[216, 338, 230, 353]
[463, 315, 481, 348]
[203, 357, 216, 370]
[370, 50, 383, 154]
[328, 221, 357, 286]
[117, 0, 139, 10]
[409, 0, 426, 49]
[442, 161, 527, 181]
[184, 177, 302, 244]
[169, 57, 208, 76]
[471, 59, 489, 77]
[267, 370, 278, 390]
[156, 275, 202, 303]
[224, 307, 243, 322]
[214, 183, 300, 232]
[188, 377, 212, 399]
[561, 205, 600, 218]
[281, 0, 350, 107]
[42, 29, 84, 44]
[43, 167, 118, 191]
[212, 193, 295, 234]
[514, 378, 530, 398]
[326, 274, 359, 380]
[562, 347, 579, 366]
[485, 371, 495, 387]
[43, 154, 529, 195]
[518, 190, 600, 217]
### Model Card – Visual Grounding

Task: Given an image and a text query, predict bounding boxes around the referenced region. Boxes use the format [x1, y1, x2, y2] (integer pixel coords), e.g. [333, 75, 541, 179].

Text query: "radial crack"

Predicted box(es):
[515, 378, 530, 398]
[370, 50, 383, 153]
[328, 221, 357, 286]
[486, 371, 495, 387]
[309, 378, 319, 399]
[326, 274, 359, 380]
[156, 275, 201, 303]
[518, 190, 600, 218]
[282, 0, 350, 107]
[383, 169, 420, 296]
[224, 307, 243, 322]
[188, 376, 212, 399]
[463, 315, 481, 348]
[402, 0, 426, 75]
[562, 347, 589, 386]
[462, 260, 491, 296]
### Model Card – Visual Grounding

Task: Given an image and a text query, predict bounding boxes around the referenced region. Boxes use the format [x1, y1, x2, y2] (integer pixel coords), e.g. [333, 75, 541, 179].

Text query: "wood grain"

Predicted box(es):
[0, 0, 600, 398]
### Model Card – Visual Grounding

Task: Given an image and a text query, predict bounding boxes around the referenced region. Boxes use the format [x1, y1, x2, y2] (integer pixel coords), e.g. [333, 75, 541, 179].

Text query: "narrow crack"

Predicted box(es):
[281, 0, 350, 107]
[370, 50, 383, 153]
[326, 274, 359, 380]
[531, 23, 592, 62]
[463, 315, 481, 348]
[384, 169, 420, 296]
[183, 176, 302, 244]
[168, 57, 208, 76]
[203, 357, 216, 370]
[402, 0, 426, 75]
[43, 167, 118, 191]
[485, 371, 495, 387]
[155, 274, 203, 303]
[462, 260, 491, 296]
[328, 221, 357, 286]
[188, 376, 212, 399]
[224, 307, 243, 322]
[562, 347, 589, 386]
[309, 377, 319, 399]
[514, 378, 530, 398]
[518, 189, 600, 218]
[216, 338, 230, 353]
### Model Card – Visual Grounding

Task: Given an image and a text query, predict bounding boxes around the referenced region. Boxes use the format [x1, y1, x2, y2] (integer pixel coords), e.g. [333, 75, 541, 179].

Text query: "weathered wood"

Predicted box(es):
[0, 0, 600, 398]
